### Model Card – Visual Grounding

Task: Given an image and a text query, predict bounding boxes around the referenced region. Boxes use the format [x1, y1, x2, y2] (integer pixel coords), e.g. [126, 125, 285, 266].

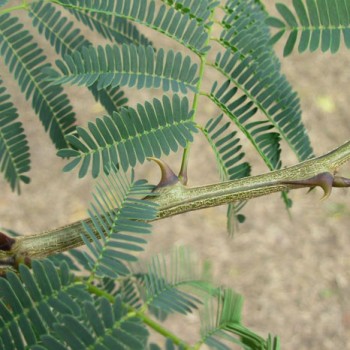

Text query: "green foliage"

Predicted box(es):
[59, 0, 211, 54]
[216, 1, 313, 162]
[268, 0, 350, 56]
[0, 0, 314, 194]
[162, 0, 216, 23]
[209, 80, 282, 170]
[0, 260, 92, 349]
[0, 168, 277, 349]
[139, 247, 215, 317]
[1, 0, 339, 348]
[36, 297, 149, 349]
[44, 44, 199, 93]
[203, 115, 250, 234]
[81, 168, 158, 278]
[200, 289, 262, 349]
[0, 13, 76, 150]
[0, 79, 30, 192]
[65, 2, 153, 46]
[28, 1, 129, 115]
[57, 94, 197, 178]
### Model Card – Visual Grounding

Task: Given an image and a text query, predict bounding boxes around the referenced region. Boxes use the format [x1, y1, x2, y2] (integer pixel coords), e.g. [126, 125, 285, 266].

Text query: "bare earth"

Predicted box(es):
[0, 1, 349, 349]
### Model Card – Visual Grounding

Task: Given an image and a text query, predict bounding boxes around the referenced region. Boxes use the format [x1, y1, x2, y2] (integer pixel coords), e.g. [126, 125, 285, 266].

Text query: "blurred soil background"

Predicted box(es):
[1, 1, 350, 349]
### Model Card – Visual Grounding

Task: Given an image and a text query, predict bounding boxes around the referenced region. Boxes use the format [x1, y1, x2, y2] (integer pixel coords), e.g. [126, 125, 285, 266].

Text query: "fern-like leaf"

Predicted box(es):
[29, 1, 128, 115]
[59, 0, 210, 54]
[139, 247, 215, 317]
[0, 260, 91, 349]
[199, 289, 247, 349]
[0, 14, 76, 149]
[118, 276, 144, 309]
[66, 2, 153, 46]
[46, 251, 81, 271]
[44, 44, 198, 93]
[214, 48, 313, 162]
[89, 83, 128, 115]
[209, 80, 282, 170]
[199, 288, 280, 349]
[267, 0, 350, 55]
[80, 168, 158, 279]
[209, 81, 295, 210]
[203, 115, 250, 235]
[204, 115, 251, 183]
[41, 296, 149, 349]
[29, 1, 90, 58]
[161, 0, 216, 24]
[216, 0, 313, 162]
[0, 79, 30, 192]
[58, 94, 197, 178]
[222, 0, 271, 48]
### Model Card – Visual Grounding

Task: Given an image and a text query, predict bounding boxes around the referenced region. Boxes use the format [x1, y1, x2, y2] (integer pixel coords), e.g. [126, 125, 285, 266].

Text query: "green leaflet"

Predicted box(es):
[199, 289, 246, 349]
[1, 264, 148, 350]
[138, 247, 215, 318]
[0, 14, 76, 150]
[0, 260, 91, 349]
[29, 1, 128, 114]
[203, 115, 250, 235]
[217, 0, 313, 162]
[58, 0, 210, 55]
[88, 83, 128, 115]
[65, 1, 152, 46]
[29, 1, 90, 58]
[48, 298, 148, 349]
[223, 0, 271, 50]
[161, 0, 215, 24]
[198, 0, 301, 214]
[81, 168, 158, 279]
[45, 251, 81, 271]
[0, 79, 30, 193]
[58, 94, 197, 178]
[209, 79, 295, 213]
[210, 80, 282, 171]
[209, 80, 293, 211]
[268, 0, 350, 55]
[214, 48, 313, 162]
[204, 115, 251, 183]
[199, 288, 281, 350]
[44, 44, 199, 94]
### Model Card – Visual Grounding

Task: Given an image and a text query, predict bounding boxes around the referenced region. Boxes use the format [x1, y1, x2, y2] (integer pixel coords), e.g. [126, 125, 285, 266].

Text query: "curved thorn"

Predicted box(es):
[318, 172, 334, 200]
[282, 172, 334, 200]
[147, 157, 179, 188]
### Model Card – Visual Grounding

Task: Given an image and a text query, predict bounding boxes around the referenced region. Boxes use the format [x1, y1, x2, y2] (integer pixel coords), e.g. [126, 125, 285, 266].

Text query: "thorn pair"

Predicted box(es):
[282, 172, 350, 200]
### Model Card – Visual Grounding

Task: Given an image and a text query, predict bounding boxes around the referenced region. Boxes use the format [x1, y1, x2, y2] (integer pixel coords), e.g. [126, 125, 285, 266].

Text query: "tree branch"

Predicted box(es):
[1, 140, 350, 269]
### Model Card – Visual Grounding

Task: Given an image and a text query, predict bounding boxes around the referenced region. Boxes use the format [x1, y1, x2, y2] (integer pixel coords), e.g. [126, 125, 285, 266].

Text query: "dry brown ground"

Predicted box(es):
[1, 1, 350, 349]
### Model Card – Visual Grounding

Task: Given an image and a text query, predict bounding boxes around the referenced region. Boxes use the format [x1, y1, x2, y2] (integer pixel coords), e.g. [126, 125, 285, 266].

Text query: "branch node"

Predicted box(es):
[0, 232, 16, 251]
